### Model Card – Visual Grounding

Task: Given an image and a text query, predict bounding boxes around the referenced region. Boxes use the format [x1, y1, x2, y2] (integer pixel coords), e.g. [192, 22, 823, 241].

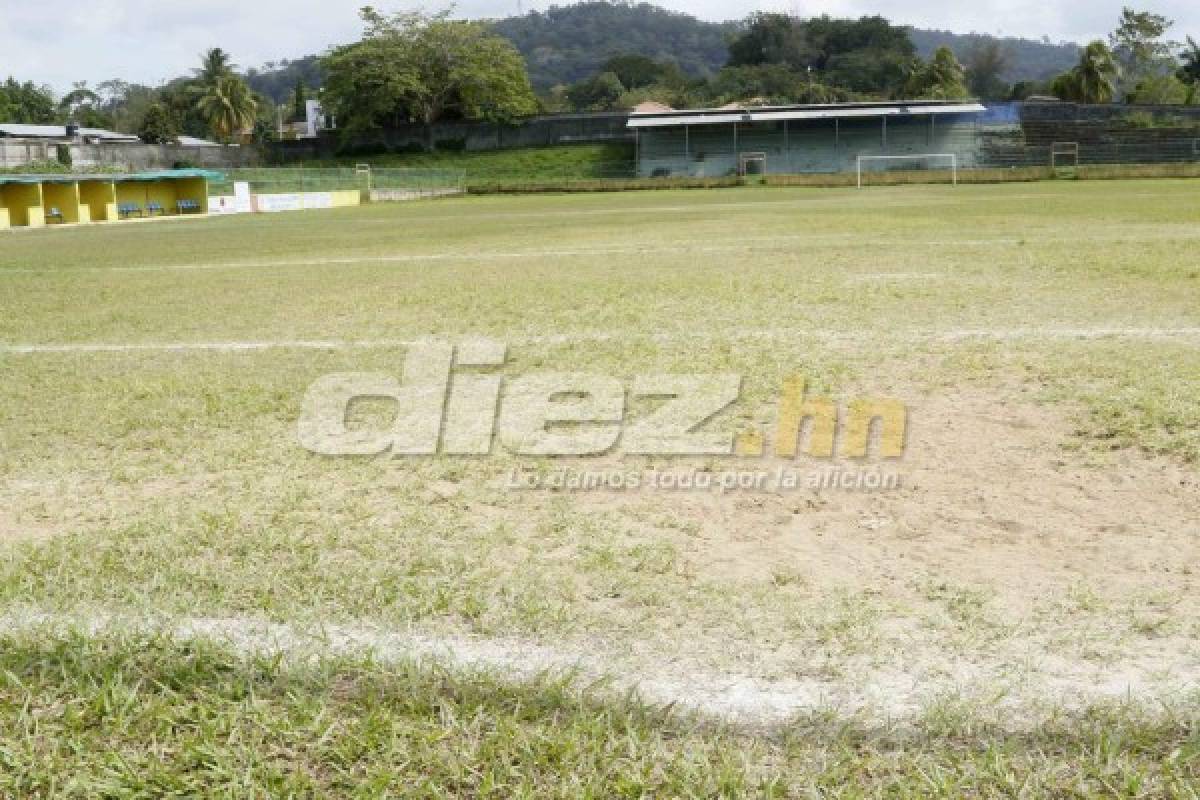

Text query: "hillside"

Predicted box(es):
[493, 3, 1081, 90]
[244, 2, 1083, 98]
[907, 28, 1079, 82]
[491, 2, 734, 89]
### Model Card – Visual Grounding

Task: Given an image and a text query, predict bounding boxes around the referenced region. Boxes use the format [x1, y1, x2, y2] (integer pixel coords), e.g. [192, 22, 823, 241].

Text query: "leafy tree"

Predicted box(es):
[726, 13, 914, 96]
[1108, 7, 1177, 95]
[1051, 41, 1120, 103]
[964, 41, 1013, 100]
[137, 102, 180, 144]
[195, 74, 258, 141]
[323, 9, 537, 139]
[292, 79, 307, 122]
[727, 13, 812, 68]
[0, 77, 56, 123]
[1178, 37, 1200, 85]
[492, 2, 732, 89]
[904, 47, 969, 99]
[244, 57, 324, 105]
[709, 64, 846, 105]
[1007, 80, 1045, 100]
[566, 71, 625, 110]
[908, 29, 1078, 84]
[1125, 74, 1192, 104]
[804, 16, 916, 95]
[602, 54, 678, 90]
[93, 80, 160, 133]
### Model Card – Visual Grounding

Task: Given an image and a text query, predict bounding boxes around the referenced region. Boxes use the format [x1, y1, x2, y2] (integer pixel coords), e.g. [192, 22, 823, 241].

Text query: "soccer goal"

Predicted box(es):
[738, 152, 767, 176]
[856, 153, 958, 188]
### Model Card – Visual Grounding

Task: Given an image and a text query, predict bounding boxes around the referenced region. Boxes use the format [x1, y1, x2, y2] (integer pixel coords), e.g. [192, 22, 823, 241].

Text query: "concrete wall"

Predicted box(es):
[78, 181, 117, 223]
[0, 139, 260, 171]
[41, 182, 83, 224]
[270, 112, 633, 160]
[637, 115, 990, 177]
[0, 176, 209, 228]
[208, 188, 361, 215]
[1, 183, 44, 227]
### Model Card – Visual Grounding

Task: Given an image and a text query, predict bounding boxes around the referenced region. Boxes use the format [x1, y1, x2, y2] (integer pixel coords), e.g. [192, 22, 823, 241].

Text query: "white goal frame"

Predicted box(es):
[856, 153, 958, 188]
[738, 152, 767, 176]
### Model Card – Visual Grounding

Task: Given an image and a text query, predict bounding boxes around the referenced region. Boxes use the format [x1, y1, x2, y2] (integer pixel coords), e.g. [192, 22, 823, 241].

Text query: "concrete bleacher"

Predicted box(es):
[636, 113, 995, 177]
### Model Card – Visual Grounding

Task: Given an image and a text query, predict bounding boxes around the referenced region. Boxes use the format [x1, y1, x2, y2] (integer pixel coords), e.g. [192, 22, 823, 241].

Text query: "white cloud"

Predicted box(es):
[3, 0, 1197, 93]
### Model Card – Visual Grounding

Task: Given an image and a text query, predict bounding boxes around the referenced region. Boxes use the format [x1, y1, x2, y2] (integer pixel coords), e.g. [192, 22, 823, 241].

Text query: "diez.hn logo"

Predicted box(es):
[297, 340, 907, 459]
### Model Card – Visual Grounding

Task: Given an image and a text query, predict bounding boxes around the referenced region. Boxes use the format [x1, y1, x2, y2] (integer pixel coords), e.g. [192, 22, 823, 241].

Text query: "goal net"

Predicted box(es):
[856, 154, 958, 188]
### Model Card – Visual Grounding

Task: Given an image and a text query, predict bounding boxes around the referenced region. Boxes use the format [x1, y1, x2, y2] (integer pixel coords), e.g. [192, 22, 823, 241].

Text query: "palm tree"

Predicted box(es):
[196, 48, 235, 86]
[1074, 41, 1119, 103]
[1179, 37, 1200, 86]
[195, 74, 257, 142]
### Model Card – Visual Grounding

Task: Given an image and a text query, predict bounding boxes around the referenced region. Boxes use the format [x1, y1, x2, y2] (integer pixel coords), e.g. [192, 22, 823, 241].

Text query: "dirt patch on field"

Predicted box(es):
[563, 388, 1200, 616]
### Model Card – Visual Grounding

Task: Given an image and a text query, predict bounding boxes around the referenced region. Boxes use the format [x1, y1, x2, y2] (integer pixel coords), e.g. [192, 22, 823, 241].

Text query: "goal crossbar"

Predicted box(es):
[856, 153, 958, 188]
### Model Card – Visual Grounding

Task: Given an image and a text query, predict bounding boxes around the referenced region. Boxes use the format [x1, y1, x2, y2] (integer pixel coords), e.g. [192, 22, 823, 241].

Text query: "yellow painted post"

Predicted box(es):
[41, 180, 83, 224]
[5, 183, 45, 227]
[78, 180, 117, 222]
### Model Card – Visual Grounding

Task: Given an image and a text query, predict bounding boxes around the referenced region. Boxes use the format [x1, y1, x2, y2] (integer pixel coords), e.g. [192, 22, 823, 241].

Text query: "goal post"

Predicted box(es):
[738, 152, 767, 176]
[856, 153, 958, 188]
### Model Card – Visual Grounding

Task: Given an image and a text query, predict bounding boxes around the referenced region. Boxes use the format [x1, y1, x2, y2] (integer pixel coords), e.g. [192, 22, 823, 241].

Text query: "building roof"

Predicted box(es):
[176, 135, 223, 147]
[0, 123, 140, 141]
[631, 101, 674, 114]
[0, 169, 224, 186]
[628, 100, 988, 129]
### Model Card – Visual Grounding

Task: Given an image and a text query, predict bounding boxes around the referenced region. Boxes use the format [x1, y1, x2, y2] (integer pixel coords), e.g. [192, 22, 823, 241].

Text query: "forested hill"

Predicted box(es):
[245, 1, 1083, 102]
[491, 2, 1081, 90]
[907, 29, 1079, 82]
[491, 3, 734, 89]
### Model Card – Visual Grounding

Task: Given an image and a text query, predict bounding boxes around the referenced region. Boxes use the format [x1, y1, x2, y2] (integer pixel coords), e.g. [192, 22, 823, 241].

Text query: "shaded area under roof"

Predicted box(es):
[0, 169, 224, 186]
[628, 101, 988, 129]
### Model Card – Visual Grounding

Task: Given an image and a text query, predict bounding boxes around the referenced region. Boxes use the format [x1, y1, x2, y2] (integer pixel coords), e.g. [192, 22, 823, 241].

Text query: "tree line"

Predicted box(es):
[554, 8, 1198, 110]
[2, 4, 1197, 147]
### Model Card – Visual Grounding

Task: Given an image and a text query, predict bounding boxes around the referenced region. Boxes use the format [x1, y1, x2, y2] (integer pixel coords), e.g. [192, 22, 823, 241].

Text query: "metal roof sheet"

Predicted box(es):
[628, 102, 988, 129]
[0, 123, 139, 141]
[0, 169, 224, 186]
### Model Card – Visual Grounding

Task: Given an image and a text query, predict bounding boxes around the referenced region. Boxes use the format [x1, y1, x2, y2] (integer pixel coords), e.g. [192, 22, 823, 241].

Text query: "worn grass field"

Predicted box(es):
[2, 180, 1199, 795]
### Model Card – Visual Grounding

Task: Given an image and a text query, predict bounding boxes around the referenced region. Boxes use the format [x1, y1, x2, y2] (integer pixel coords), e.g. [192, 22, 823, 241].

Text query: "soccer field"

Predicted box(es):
[2, 181, 1200, 795]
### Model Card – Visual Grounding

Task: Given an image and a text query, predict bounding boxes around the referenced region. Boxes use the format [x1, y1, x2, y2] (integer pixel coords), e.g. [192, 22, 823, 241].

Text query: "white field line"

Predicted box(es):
[4, 327, 1200, 355]
[0, 236, 1028, 275]
[5, 230, 1200, 277]
[2, 609, 1195, 727]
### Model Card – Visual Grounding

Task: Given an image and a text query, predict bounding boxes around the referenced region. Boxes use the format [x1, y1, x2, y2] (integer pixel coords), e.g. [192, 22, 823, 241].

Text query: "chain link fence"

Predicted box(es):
[209, 168, 467, 200]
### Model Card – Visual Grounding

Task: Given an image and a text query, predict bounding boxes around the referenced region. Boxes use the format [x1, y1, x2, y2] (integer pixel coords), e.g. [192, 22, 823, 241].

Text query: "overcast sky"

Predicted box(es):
[4, 0, 1197, 93]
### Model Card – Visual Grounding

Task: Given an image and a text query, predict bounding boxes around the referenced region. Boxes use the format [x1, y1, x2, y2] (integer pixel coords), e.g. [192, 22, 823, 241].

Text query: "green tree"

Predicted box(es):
[196, 48, 235, 85]
[292, 79, 307, 122]
[727, 13, 812, 69]
[709, 64, 846, 105]
[602, 54, 676, 90]
[322, 9, 537, 141]
[803, 15, 916, 96]
[137, 102, 180, 144]
[566, 71, 626, 110]
[904, 47, 969, 99]
[1126, 74, 1191, 104]
[195, 74, 258, 141]
[1178, 37, 1200, 85]
[1108, 8, 1177, 95]
[58, 83, 111, 128]
[0, 78, 56, 123]
[964, 41, 1012, 100]
[726, 13, 914, 96]
[1051, 41, 1120, 103]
